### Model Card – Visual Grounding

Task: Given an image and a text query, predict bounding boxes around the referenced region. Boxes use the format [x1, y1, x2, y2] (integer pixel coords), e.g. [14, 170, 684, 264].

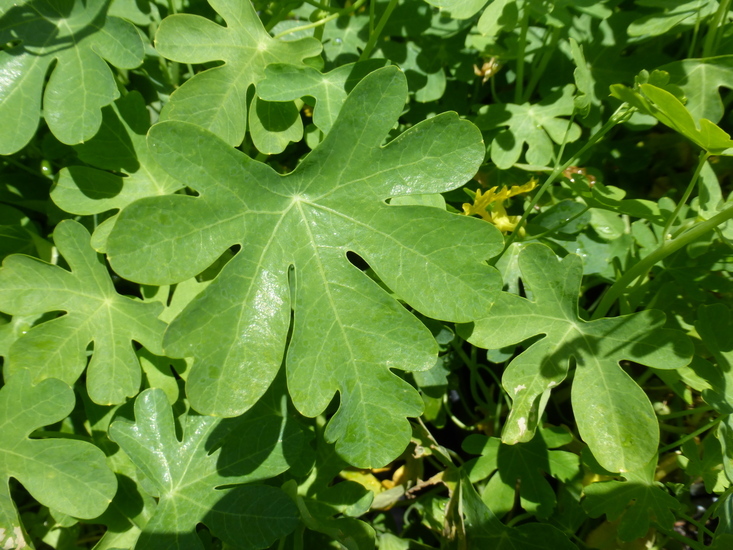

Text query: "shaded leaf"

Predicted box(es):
[109, 383, 303, 550]
[582, 460, 681, 542]
[459, 244, 693, 472]
[0, 371, 117, 549]
[661, 55, 733, 123]
[459, 472, 577, 549]
[258, 60, 388, 134]
[0, 0, 144, 153]
[107, 66, 502, 467]
[0, 220, 166, 405]
[476, 85, 581, 169]
[52, 92, 185, 251]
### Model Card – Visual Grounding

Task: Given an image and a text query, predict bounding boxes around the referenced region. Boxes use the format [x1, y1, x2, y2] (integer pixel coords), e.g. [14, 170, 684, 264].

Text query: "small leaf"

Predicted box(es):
[258, 60, 388, 134]
[52, 92, 185, 250]
[459, 472, 577, 549]
[476, 85, 581, 169]
[459, 244, 693, 473]
[582, 460, 681, 542]
[0, 220, 166, 405]
[0, 371, 117, 548]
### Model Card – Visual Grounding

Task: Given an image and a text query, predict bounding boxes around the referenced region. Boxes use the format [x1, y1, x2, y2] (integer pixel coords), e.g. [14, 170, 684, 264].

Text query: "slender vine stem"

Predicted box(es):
[702, 0, 732, 57]
[661, 151, 711, 240]
[658, 417, 721, 455]
[358, 0, 399, 61]
[514, 5, 530, 104]
[592, 202, 733, 319]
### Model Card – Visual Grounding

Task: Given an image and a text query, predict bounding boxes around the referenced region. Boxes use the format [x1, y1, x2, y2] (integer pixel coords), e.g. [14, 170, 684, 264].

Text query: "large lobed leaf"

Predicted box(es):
[154, 0, 321, 148]
[0, 371, 117, 549]
[0, 0, 144, 154]
[107, 66, 503, 467]
[459, 243, 693, 473]
[109, 381, 304, 550]
[0, 220, 166, 405]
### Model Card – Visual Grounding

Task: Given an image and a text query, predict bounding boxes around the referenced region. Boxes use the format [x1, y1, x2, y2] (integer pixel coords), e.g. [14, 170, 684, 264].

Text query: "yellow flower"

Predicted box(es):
[462, 179, 538, 233]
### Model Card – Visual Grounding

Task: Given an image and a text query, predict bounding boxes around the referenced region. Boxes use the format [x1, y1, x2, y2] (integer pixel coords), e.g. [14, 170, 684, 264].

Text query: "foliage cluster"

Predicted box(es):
[1, 0, 733, 548]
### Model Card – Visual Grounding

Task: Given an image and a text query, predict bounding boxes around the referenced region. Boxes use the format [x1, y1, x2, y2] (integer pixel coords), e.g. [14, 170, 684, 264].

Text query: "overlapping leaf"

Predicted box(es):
[258, 60, 388, 134]
[0, 371, 117, 549]
[107, 66, 503, 467]
[582, 460, 681, 541]
[459, 243, 693, 473]
[463, 426, 580, 519]
[109, 383, 304, 550]
[0, 220, 166, 405]
[475, 84, 581, 169]
[661, 56, 733, 123]
[52, 92, 184, 250]
[154, 0, 322, 148]
[458, 472, 577, 549]
[0, 0, 145, 154]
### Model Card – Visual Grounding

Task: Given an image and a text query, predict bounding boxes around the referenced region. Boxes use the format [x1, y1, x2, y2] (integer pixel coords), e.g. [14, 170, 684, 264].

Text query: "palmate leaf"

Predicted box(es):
[0, 371, 117, 550]
[154, 0, 321, 148]
[109, 381, 304, 550]
[106, 66, 503, 467]
[458, 472, 577, 549]
[582, 460, 681, 541]
[459, 244, 693, 473]
[0, 0, 145, 154]
[475, 84, 582, 169]
[463, 426, 580, 519]
[0, 220, 166, 405]
[661, 56, 733, 123]
[52, 92, 185, 251]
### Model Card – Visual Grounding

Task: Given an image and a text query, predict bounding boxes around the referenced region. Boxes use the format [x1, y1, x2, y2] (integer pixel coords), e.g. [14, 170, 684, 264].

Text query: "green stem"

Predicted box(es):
[514, 6, 530, 104]
[358, 0, 399, 61]
[522, 27, 561, 103]
[500, 103, 635, 255]
[654, 522, 706, 550]
[702, 0, 732, 57]
[657, 417, 721, 455]
[660, 151, 710, 240]
[592, 203, 733, 319]
[658, 405, 712, 420]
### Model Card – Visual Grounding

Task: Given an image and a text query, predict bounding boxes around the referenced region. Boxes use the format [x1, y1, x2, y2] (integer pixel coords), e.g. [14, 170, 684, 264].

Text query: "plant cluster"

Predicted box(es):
[1, 0, 733, 548]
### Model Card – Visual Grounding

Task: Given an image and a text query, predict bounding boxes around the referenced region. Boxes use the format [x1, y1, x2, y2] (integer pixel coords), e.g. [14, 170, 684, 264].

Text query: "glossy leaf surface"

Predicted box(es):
[107, 67, 502, 467]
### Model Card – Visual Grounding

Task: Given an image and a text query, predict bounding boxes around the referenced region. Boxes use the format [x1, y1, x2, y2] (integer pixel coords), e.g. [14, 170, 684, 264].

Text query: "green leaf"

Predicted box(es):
[109, 384, 303, 550]
[458, 472, 577, 549]
[422, 0, 488, 19]
[611, 82, 733, 154]
[463, 426, 580, 518]
[627, 0, 718, 37]
[695, 303, 733, 414]
[582, 460, 681, 541]
[258, 60, 388, 135]
[247, 96, 303, 155]
[0, 0, 144, 154]
[52, 92, 185, 251]
[107, 66, 502, 467]
[0, 371, 117, 549]
[476, 84, 582, 169]
[0, 220, 166, 405]
[459, 244, 693, 473]
[155, 0, 321, 147]
[660, 56, 733, 123]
